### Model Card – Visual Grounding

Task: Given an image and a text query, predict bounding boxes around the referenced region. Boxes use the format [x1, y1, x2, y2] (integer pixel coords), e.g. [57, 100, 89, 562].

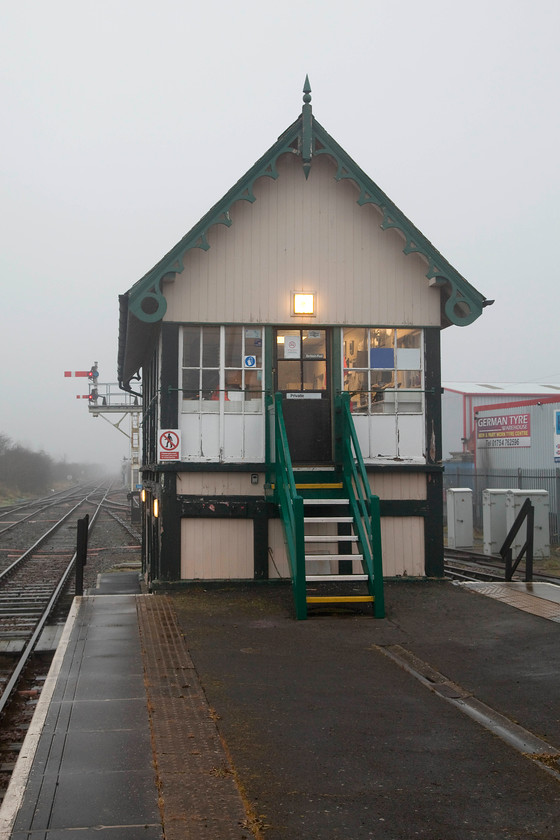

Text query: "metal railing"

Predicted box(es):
[500, 498, 534, 582]
[273, 393, 307, 619]
[337, 393, 384, 617]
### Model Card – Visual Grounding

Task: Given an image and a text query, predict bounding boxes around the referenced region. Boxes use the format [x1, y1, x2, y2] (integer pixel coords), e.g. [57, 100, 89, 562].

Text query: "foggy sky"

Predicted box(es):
[1, 0, 558, 469]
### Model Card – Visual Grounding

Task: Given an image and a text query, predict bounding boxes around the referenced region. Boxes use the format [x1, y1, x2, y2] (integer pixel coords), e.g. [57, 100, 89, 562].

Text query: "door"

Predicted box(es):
[274, 328, 332, 463]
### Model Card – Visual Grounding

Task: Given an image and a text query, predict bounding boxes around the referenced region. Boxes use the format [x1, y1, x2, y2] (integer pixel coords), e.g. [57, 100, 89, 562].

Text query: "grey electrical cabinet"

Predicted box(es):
[482, 489, 509, 556]
[447, 488, 473, 548]
[505, 490, 550, 559]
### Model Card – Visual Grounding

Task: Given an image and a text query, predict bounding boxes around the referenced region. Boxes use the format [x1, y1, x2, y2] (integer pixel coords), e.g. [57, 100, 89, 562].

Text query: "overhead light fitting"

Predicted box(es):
[292, 291, 316, 316]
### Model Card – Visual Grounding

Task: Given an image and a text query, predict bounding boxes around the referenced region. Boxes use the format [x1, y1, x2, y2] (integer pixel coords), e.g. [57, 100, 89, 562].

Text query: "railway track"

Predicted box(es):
[444, 546, 560, 585]
[0, 482, 141, 802]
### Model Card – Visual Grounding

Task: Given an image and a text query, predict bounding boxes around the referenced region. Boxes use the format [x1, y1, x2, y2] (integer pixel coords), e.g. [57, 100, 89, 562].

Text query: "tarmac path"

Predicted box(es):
[170, 580, 560, 840]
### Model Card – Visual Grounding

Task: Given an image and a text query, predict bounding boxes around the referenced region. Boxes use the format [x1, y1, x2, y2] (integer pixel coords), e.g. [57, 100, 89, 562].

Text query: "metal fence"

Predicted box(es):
[443, 464, 560, 544]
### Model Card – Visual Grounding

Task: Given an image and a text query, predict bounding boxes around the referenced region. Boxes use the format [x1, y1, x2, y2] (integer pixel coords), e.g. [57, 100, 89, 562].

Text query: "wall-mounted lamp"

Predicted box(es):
[153, 498, 159, 518]
[141, 488, 146, 503]
[292, 291, 316, 316]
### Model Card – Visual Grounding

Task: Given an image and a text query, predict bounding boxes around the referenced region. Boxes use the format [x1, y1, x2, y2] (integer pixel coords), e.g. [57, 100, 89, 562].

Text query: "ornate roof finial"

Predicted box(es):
[302, 75, 313, 178]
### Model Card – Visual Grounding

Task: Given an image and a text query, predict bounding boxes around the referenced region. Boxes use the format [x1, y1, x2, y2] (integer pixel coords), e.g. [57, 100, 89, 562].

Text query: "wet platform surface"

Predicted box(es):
[1, 575, 560, 839]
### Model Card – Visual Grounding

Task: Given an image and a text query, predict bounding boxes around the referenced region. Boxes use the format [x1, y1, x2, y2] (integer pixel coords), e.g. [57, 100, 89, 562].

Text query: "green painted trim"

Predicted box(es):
[124, 104, 486, 334]
[310, 121, 486, 327]
[127, 126, 300, 324]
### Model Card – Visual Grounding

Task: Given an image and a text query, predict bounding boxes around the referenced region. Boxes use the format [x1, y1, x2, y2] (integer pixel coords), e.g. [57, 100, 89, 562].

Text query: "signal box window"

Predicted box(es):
[343, 328, 423, 414]
[181, 326, 263, 414]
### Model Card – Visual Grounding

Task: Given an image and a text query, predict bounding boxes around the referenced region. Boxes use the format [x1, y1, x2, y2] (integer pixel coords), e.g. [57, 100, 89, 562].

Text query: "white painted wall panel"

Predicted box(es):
[181, 519, 253, 579]
[370, 472, 426, 500]
[397, 415, 425, 460]
[369, 416, 397, 459]
[267, 519, 290, 579]
[163, 154, 441, 327]
[380, 517, 425, 577]
[181, 415, 202, 459]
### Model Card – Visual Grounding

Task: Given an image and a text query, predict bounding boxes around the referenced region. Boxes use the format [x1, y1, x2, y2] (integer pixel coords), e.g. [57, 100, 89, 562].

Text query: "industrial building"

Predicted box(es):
[442, 383, 560, 469]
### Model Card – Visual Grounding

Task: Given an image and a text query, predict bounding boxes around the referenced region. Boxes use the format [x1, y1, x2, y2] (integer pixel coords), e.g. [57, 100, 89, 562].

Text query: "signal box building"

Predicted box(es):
[118, 83, 489, 616]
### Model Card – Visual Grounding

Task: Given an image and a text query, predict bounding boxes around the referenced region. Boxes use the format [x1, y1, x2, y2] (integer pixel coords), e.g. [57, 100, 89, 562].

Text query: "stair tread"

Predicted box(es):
[307, 595, 374, 604]
[304, 516, 354, 523]
[303, 498, 349, 505]
[305, 534, 358, 542]
[305, 554, 364, 561]
[306, 574, 369, 582]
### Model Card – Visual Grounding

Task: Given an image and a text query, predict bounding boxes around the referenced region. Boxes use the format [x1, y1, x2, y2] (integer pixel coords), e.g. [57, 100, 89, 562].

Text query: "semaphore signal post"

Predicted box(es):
[64, 362, 142, 496]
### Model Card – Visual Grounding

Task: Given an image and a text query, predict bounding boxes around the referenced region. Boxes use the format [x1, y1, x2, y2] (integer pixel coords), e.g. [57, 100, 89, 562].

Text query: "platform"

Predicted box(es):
[1, 576, 560, 839]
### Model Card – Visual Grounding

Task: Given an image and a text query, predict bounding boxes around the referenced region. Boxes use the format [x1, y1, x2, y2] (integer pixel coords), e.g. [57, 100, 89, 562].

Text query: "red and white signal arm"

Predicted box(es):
[158, 429, 181, 461]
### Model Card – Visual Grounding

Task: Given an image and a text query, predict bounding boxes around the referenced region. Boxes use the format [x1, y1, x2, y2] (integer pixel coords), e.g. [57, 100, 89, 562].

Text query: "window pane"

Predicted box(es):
[182, 369, 199, 400]
[277, 330, 300, 360]
[225, 369, 242, 390]
[348, 370, 369, 413]
[245, 329, 263, 367]
[396, 348, 421, 370]
[225, 327, 242, 367]
[202, 326, 220, 368]
[397, 371, 422, 412]
[201, 369, 219, 399]
[371, 328, 395, 349]
[397, 370, 422, 389]
[303, 360, 326, 390]
[303, 329, 326, 359]
[397, 328, 421, 348]
[244, 369, 262, 397]
[371, 371, 395, 414]
[343, 328, 368, 369]
[183, 326, 200, 367]
[278, 360, 301, 390]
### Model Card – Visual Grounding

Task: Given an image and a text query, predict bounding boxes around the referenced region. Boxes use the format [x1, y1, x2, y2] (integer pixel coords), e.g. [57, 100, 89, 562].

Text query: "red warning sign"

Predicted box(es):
[158, 430, 181, 461]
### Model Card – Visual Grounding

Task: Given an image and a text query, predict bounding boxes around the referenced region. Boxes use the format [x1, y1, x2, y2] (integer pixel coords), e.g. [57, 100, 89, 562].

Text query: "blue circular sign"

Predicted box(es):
[244, 355, 256, 368]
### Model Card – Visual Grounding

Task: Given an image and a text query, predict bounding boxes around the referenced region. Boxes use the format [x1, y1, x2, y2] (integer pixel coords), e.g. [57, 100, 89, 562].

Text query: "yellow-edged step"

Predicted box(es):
[270, 483, 343, 490]
[306, 595, 374, 604]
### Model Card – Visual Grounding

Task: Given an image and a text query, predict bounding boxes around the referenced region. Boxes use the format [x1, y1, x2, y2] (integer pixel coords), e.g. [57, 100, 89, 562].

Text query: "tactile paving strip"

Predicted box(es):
[136, 595, 253, 840]
[462, 582, 560, 622]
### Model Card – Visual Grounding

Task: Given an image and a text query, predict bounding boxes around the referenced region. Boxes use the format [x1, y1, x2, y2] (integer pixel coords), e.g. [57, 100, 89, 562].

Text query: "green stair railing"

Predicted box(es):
[273, 393, 307, 619]
[336, 393, 385, 618]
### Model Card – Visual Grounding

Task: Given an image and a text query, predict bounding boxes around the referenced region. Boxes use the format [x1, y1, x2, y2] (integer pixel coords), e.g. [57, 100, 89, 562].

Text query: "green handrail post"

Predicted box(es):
[369, 494, 385, 617]
[294, 495, 307, 619]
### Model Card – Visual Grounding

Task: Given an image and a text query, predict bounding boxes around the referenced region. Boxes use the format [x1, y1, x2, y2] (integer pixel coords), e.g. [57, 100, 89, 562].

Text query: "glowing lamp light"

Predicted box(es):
[292, 291, 316, 316]
[153, 498, 159, 518]
[141, 488, 146, 503]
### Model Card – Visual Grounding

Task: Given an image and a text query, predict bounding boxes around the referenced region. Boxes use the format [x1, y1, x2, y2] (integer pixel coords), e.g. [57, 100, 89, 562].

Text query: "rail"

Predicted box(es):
[273, 393, 307, 620]
[0, 484, 112, 718]
[336, 393, 384, 617]
[500, 498, 534, 582]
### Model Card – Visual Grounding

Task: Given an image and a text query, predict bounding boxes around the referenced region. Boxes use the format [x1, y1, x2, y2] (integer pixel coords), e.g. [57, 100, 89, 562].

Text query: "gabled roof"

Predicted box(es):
[118, 79, 490, 386]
